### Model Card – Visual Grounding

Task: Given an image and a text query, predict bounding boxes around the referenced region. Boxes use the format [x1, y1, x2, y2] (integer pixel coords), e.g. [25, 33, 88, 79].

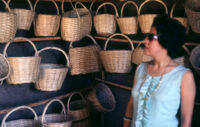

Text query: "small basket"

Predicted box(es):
[132, 43, 153, 64]
[35, 47, 70, 91]
[7, 0, 34, 30]
[0, 53, 10, 82]
[1, 106, 41, 127]
[0, 0, 17, 43]
[34, 0, 61, 36]
[117, 1, 138, 34]
[69, 34, 101, 75]
[94, 2, 119, 36]
[40, 99, 73, 127]
[138, 0, 168, 33]
[190, 45, 200, 74]
[86, 83, 116, 112]
[3, 37, 41, 84]
[100, 33, 134, 73]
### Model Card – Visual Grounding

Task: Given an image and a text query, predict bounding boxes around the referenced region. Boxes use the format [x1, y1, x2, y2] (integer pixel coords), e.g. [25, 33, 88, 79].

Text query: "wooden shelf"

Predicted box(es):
[13, 36, 61, 42]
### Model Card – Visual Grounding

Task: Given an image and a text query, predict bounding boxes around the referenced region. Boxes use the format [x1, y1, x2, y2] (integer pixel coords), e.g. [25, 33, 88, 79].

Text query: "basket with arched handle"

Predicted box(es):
[69, 34, 101, 75]
[94, 2, 119, 36]
[138, 0, 168, 33]
[0, 52, 10, 83]
[1, 106, 41, 127]
[99, 33, 134, 73]
[174, 45, 190, 67]
[34, 0, 60, 36]
[0, 0, 17, 43]
[7, 0, 34, 30]
[117, 1, 139, 34]
[35, 47, 70, 91]
[3, 37, 41, 84]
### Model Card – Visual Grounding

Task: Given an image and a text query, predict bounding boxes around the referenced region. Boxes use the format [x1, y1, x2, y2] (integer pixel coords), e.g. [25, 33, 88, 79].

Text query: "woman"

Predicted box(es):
[123, 15, 196, 127]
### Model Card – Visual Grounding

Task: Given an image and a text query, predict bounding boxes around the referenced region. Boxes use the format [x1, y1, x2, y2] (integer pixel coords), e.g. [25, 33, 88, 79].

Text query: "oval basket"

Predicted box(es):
[1, 106, 41, 127]
[0, 53, 10, 82]
[3, 37, 41, 85]
[190, 45, 200, 74]
[35, 47, 70, 91]
[100, 33, 134, 73]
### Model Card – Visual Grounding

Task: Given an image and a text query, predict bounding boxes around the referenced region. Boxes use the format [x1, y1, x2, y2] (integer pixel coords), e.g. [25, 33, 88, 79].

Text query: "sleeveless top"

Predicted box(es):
[131, 62, 189, 127]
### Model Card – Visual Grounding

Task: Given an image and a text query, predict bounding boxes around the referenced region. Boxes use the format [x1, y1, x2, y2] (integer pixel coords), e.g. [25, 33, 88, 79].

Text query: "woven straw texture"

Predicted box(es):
[138, 0, 168, 33]
[1, 106, 41, 127]
[117, 1, 138, 34]
[0, 53, 10, 81]
[190, 45, 200, 74]
[100, 33, 134, 73]
[35, 47, 70, 91]
[0, 0, 17, 43]
[3, 37, 41, 85]
[34, 0, 61, 36]
[69, 35, 101, 75]
[94, 2, 119, 36]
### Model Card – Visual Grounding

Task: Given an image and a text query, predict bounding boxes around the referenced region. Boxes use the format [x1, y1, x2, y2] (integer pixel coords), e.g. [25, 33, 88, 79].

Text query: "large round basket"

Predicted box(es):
[69, 35, 101, 75]
[1, 106, 41, 127]
[0, 53, 10, 83]
[86, 83, 116, 112]
[94, 2, 119, 36]
[7, 0, 34, 30]
[190, 45, 200, 74]
[39, 99, 73, 127]
[100, 33, 134, 73]
[35, 47, 70, 91]
[117, 1, 138, 35]
[0, 0, 17, 43]
[34, 0, 61, 36]
[67, 92, 90, 127]
[3, 37, 41, 85]
[138, 0, 168, 33]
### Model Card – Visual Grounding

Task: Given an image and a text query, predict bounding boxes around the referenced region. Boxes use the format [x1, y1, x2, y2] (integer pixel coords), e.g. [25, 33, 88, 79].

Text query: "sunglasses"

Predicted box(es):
[146, 33, 159, 41]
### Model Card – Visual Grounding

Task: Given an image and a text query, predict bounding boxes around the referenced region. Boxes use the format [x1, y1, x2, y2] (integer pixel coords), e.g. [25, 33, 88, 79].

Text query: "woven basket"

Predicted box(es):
[3, 37, 41, 85]
[117, 1, 138, 34]
[40, 99, 73, 127]
[100, 33, 134, 73]
[190, 45, 200, 74]
[69, 35, 101, 75]
[138, 0, 168, 33]
[0, 0, 17, 43]
[34, 0, 61, 36]
[35, 47, 70, 91]
[86, 82, 116, 112]
[1, 106, 41, 127]
[132, 43, 153, 64]
[67, 92, 90, 127]
[94, 2, 119, 36]
[7, 0, 34, 30]
[0, 53, 10, 82]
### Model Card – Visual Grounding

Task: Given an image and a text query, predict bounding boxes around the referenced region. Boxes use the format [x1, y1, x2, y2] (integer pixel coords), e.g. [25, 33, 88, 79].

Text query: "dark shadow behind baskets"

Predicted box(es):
[190, 45, 200, 74]
[86, 83, 116, 112]
[0, 53, 10, 82]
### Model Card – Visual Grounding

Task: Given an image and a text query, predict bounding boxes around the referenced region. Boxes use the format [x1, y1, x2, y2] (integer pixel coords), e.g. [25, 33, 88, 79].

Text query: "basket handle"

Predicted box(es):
[2, 0, 12, 12]
[36, 47, 70, 68]
[67, 92, 86, 112]
[41, 99, 66, 123]
[75, 1, 90, 14]
[1, 106, 38, 127]
[3, 37, 39, 57]
[136, 42, 144, 49]
[138, 0, 168, 15]
[34, 0, 59, 15]
[7, 0, 33, 11]
[61, 0, 80, 18]
[89, 0, 96, 11]
[170, 2, 185, 18]
[103, 33, 134, 51]
[182, 44, 190, 55]
[120, 1, 139, 17]
[95, 2, 119, 17]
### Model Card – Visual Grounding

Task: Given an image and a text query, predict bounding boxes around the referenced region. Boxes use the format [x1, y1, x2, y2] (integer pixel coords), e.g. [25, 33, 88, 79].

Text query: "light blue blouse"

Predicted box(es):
[131, 62, 189, 127]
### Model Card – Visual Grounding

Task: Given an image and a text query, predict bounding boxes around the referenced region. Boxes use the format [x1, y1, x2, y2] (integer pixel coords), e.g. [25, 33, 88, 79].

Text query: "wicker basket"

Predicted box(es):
[0, 53, 10, 82]
[190, 45, 200, 74]
[0, 0, 17, 43]
[94, 2, 119, 36]
[86, 82, 116, 112]
[7, 0, 34, 30]
[34, 0, 61, 36]
[3, 37, 41, 85]
[69, 34, 101, 75]
[117, 1, 138, 35]
[35, 47, 70, 91]
[67, 92, 90, 127]
[132, 43, 153, 64]
[138, 0, 168, 33]
[100, 33, 134, 73]
[40, 99, 73, 127]
[1, 106, 41, 127]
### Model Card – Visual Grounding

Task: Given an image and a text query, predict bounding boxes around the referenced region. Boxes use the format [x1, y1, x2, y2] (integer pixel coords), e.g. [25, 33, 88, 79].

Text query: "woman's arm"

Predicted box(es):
[123, 96, 133, 127]
[181, 70, 196, 127]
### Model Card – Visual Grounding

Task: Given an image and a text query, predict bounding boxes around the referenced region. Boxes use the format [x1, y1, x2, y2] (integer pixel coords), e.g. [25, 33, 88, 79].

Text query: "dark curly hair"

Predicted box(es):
[152, 14, 186, 58]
